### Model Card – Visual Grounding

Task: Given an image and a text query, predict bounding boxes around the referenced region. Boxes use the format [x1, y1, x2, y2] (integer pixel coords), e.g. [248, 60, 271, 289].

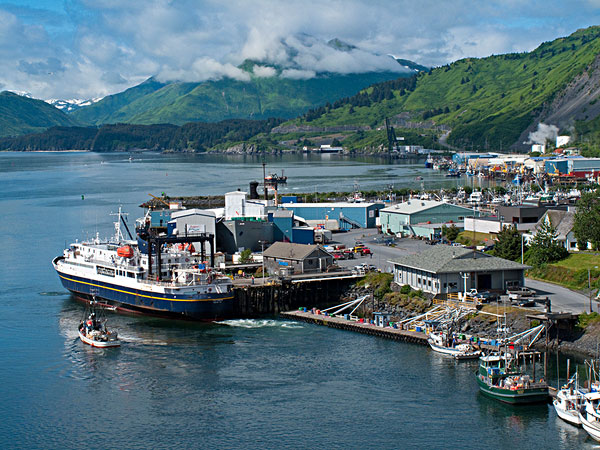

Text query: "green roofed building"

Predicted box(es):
[389, 245, 530, 296]
[380, 200, 479, 237]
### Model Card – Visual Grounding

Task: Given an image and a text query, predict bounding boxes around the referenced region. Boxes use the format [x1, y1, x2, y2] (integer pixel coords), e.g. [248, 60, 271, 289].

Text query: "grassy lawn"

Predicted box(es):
[527, 252, 600, 291]
[457, 231, 495, 246]
[553, 253, 600, 271]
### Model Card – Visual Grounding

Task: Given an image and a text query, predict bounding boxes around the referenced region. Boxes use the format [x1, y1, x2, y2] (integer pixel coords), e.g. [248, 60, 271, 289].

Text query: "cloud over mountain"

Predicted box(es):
[1, 0, 599, 99]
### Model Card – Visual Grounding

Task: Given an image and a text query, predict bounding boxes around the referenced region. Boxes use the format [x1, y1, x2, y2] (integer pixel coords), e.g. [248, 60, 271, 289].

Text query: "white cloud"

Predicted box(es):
[0, 0, 599, 99]
[157, 57, 251, 83]
[252, 65, 277, 78]
[281, 69, 316, 80]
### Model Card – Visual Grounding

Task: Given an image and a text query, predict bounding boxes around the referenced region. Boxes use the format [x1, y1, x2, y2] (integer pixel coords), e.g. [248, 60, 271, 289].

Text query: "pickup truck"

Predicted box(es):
[507, 287, 535, 301]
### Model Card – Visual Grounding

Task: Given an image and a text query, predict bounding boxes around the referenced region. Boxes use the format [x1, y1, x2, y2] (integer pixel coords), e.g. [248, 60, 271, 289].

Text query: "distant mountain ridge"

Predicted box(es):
[292, 26, 600, 151]
[70, 66, 417, 126]
[0, 91, 80, 137]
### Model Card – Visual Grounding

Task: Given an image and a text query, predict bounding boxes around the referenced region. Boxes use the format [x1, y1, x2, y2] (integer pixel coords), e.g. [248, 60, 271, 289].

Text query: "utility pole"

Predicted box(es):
[589, 266, 597, 313]
[259, 240, 267, 283]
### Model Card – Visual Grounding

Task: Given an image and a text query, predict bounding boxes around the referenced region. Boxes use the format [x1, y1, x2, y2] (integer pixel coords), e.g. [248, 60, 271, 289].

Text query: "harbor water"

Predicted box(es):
[0, 151, 592, 449]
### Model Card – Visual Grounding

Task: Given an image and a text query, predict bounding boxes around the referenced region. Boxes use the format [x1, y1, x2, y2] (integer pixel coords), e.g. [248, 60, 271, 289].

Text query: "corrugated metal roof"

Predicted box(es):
[389, 245, 530, 273]
[282, 202, 380, 208]
[381, 200, 474, 215]
[263, 242, 330, 260]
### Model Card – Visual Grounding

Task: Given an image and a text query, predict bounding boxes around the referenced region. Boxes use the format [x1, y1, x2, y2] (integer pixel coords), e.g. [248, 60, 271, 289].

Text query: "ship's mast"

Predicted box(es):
[110, 206, 128, 243]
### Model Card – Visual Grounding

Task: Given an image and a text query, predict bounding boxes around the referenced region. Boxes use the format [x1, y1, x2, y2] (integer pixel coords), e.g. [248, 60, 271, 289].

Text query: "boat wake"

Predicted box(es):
[218, 319, 303, 329]
[39, 291, 70, 296]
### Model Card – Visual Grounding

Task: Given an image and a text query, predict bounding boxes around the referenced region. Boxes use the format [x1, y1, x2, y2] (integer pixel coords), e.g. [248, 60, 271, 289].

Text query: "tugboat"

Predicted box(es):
[78, 302, 120, 348]
[424, 155, 434, 168]
[264, 170, 287, 185]
[53, 207, 234, 321]
[476, 352, 549, 404]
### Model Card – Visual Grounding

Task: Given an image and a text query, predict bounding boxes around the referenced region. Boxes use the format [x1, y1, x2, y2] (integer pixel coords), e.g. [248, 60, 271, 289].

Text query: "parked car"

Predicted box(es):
[332, 252, 344, 260]
[343, 249, 355, 259]
[475, 291, 499, 303]
[518, 298, 536, 307]
[507, 287, 535, 301]
[359, 247, 372, 255]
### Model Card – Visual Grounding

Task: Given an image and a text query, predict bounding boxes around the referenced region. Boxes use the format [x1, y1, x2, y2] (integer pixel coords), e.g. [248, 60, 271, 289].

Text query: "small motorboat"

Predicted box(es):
[78, 308, 120, 348]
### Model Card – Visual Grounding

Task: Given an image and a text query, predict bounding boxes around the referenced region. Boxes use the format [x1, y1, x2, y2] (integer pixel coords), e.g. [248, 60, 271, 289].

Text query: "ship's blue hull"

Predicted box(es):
[55, 268, 235, 321]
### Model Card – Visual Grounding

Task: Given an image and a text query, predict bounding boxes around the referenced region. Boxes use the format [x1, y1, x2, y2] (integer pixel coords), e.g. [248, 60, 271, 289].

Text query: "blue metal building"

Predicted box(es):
[280, 202, 384, 230]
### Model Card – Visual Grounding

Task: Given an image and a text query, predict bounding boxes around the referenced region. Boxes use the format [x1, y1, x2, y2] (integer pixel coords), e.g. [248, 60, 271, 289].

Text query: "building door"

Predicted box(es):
[477, 273, 492, 290]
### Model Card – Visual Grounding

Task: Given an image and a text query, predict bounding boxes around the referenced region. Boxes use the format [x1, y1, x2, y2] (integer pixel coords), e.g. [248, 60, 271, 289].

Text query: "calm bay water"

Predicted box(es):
[0, 151, 592, 449]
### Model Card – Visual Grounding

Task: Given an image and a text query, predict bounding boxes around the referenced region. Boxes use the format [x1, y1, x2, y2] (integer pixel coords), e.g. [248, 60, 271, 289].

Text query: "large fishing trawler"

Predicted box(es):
[53, 208, 234, 320]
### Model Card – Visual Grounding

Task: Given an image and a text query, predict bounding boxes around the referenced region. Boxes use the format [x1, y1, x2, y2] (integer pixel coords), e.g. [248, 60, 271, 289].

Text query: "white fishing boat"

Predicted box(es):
[427, 332, 481, 360]
[78, 310, 120, 348]
[580, 392, 600, 442]
[467, 189, 483, 205]
[553, 374, 585, 426]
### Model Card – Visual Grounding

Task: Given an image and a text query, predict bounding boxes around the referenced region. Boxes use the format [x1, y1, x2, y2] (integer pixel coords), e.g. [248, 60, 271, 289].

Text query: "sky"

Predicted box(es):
[1, 0, 600, 100]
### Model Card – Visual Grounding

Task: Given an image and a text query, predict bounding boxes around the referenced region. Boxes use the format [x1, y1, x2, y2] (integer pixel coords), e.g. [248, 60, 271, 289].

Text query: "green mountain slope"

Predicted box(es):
[71, 67, 414, 126]
[0, 91, 81, 138]
[293, 26, 600, 151]
[72, 77, 167, 125]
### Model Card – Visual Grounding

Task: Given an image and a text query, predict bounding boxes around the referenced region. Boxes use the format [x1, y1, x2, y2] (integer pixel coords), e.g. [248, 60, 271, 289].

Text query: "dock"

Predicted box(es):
[280, 310, 429, 345]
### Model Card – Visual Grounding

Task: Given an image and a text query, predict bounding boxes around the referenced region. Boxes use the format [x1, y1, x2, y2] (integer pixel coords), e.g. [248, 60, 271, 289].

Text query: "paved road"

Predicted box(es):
[328, 229, 593, 315]
[525, 278, 592, 315]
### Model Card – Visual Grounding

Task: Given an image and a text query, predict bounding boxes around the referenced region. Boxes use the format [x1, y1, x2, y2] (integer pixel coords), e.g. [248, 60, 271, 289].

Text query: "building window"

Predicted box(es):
[428, 280, 431, 287]
[417, 277, 421, 285]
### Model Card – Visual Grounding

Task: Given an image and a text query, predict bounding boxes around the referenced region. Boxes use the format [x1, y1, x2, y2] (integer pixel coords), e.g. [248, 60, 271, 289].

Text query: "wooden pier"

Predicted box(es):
[232, 274, 360, 316]
[280, 310, 429, 345]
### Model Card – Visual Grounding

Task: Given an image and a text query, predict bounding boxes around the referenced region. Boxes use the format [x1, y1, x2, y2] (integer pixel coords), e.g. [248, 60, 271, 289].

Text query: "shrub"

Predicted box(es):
[400, 284, 412, 294]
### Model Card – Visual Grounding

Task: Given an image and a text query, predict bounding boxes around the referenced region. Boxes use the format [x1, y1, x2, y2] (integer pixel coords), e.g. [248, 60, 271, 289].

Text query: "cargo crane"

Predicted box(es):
[385, 118, 397, 155]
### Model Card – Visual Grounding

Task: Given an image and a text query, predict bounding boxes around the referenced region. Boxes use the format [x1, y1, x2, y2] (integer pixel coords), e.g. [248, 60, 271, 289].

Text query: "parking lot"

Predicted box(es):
[326, 229, 591, 314]
[327, 229, 429, 273]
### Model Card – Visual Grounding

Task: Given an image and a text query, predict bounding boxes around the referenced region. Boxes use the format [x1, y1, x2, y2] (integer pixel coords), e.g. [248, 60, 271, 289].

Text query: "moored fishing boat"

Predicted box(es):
[553, 374, 585, 426]
[427, 332, 481, 360]
[53, 208, 234, 321]
[580, 392, 600, 441]
[476, 353, 548, 404]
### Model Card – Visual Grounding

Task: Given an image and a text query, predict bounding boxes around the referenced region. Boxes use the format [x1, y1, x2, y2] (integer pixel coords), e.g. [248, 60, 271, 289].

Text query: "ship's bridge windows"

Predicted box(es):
[127, 272, 135, 278]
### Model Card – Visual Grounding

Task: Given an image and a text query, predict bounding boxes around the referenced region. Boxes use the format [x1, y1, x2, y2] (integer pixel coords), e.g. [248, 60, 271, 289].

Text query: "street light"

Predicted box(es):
[521, 233, 524, 265]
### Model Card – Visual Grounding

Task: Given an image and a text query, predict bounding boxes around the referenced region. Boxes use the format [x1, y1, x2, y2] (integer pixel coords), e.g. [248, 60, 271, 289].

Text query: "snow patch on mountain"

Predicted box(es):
[46, 98, 103, 112]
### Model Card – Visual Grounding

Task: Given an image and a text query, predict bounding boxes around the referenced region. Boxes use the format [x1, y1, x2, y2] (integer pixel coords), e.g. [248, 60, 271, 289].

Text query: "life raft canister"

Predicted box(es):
[117, 245, 134, 258]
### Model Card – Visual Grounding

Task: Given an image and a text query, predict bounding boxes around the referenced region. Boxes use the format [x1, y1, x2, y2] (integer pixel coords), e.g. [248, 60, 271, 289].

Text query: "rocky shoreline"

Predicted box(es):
[345, 277, 599, 358]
